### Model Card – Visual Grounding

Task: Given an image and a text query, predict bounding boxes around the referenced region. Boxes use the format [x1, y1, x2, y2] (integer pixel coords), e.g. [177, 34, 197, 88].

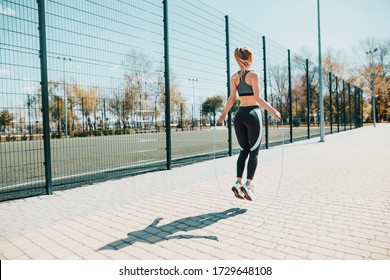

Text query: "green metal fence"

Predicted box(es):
[168, 1, 227, 165]
[1, 0, 366, 201]
[1, 0, 47, 200]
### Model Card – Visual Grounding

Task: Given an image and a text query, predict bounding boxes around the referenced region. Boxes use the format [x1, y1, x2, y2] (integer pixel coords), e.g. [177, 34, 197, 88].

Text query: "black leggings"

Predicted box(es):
[234, 106, 263, 180]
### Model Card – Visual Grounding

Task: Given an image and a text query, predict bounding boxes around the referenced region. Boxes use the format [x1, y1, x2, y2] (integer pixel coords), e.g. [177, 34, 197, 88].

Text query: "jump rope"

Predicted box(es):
[213, 117, 285, 214]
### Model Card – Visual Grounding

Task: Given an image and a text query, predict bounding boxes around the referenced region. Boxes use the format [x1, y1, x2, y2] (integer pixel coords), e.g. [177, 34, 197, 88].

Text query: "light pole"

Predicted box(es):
[27, 94, 32, 138]
[366, 48, 378, 127]
[189, 78, 198, 127]
[317, 0, 325, 142]
[154, 82, 162, 127]
[57, 56, 71, 136]
[143, 81, 148, 128]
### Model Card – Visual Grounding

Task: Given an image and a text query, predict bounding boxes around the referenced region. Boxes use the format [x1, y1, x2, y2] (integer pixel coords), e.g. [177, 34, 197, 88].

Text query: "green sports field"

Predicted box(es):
[1, 125, 319, 192]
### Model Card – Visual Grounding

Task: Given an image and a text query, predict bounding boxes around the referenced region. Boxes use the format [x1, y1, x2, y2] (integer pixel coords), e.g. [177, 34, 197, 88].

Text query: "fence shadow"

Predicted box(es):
[99, 207, 247, 251]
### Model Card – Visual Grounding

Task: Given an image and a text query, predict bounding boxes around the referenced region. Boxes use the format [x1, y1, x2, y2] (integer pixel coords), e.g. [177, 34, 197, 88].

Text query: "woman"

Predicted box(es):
[218, 47, 281, 201]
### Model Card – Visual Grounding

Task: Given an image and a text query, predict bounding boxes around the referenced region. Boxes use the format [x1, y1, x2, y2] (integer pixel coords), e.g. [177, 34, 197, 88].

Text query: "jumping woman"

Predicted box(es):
[218, 47, 281, 201]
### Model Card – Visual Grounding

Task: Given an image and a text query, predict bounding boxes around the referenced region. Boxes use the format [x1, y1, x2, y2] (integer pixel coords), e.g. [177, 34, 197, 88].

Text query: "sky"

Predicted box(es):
[205, 0, 390, 56]
[2, 0, 389, 122]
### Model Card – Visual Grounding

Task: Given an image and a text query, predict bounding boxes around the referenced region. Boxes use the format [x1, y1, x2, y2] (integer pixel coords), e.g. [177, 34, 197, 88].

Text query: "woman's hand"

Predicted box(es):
[217, 113, 226, 124]
[273, 110, 281, 121]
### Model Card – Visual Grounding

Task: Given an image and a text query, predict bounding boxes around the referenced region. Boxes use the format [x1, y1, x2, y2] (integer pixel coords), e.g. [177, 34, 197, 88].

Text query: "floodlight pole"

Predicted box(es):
[367, 48, 378, 127]
[57, 56, 71, 137]
[189, 78, 198, 127]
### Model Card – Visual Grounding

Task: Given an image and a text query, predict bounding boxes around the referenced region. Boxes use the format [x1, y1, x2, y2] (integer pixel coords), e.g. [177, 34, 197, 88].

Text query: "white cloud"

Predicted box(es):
[0, 5, 16, 16]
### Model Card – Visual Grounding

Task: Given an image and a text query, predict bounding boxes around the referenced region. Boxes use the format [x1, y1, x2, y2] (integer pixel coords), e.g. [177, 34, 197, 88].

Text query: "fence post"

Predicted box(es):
[262, 36, 269, 148]
[199, 105, 202, 130]
[358, 88, 361, 127]
[225, 15, 232, 156]
[348, 83, 352, 129]
[37, 0, 52, 195]
[360, 88, 364, 127]
[82, 97, 85, 132]
[180, 103, 183, 130]
[287, 50, 293, 143]
[335, 76, 340, 132]
[329, 72, 333, 134]
[341, 79, 344, 130]
[353, 86, 356, 128]
[342, 80, 346, 131]
[103, 99, 107, 130]
[163, 0, 171, 169]
[354, 86, 358, 128]
[306, 59, 310, 139]
[357, 88, 361, 127]
[56, 97, 60, 133]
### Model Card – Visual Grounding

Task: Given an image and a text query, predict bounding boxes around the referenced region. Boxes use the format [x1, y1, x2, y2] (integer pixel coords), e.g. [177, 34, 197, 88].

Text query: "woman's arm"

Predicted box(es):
[218, 76, 237, 124]
[251, 72, 281, 120]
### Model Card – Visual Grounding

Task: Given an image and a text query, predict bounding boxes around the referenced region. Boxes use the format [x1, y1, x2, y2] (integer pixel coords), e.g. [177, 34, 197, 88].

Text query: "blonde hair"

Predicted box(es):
[234, 47, 253, 79]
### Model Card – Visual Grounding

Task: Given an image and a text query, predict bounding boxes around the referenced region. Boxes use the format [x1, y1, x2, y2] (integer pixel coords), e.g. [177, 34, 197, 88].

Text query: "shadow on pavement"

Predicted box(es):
[99, 207, 247, 250]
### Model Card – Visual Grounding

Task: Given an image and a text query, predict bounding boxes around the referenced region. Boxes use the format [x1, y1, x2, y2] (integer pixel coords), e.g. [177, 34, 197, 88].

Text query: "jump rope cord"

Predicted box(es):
[213, 124, 240, 208]
[213, 117, 285, 213]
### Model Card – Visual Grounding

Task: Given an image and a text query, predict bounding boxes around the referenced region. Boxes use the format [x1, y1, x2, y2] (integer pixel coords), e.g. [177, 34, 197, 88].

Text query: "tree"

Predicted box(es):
[109, 89, 124, 129]
[47, 80, 80, 134]
[47, 81, 62, 133]
[0, 109, 14, 132]
[26, 87, 43, 134]
[65, 79, 81, 133]
[123, 49, 162, 128]
[268, 64, 289, 122]
[323, 49, 347, 78]
[321, 49, 348, 123]
[123, 73, 143, 128]
[74, 83, 100, 130]
[202, 95, 224, 125]
[159, 85, 186, 127]
[152, 75, 164, 127]
[291, 78, 306, 121]
[26, 94, 37, 135]
[352, 38, 390, 122]
[291, 54, 310, 122]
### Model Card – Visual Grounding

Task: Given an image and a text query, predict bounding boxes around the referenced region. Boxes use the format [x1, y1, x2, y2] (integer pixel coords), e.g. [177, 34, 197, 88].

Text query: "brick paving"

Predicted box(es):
[0, 124, 389, 260]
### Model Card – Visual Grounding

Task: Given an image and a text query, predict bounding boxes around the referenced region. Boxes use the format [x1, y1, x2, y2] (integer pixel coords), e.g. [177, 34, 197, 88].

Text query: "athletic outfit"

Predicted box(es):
[232, 70, 263, 200]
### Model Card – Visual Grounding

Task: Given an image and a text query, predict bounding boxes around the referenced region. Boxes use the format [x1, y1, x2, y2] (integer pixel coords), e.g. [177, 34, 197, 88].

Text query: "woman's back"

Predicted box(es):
[232, 71, 259, 107]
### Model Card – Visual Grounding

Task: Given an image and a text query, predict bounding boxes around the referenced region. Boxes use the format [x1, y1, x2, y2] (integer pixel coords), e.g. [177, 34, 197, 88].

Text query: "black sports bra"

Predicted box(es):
[237, 70, 254, 96]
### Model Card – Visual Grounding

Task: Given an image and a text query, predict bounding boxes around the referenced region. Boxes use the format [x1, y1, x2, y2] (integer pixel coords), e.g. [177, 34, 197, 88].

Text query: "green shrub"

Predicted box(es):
[293, 118, 301, 127]
[6, 135, 15, 141]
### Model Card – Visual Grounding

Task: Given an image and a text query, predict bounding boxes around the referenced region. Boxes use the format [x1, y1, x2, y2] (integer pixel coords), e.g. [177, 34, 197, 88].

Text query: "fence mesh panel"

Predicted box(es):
[0, 0, 367, 201]
[1, 0, 46, 199]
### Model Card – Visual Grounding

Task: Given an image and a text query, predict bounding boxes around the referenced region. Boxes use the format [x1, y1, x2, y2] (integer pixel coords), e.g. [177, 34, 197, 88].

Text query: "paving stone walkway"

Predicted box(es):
[0, 124, 389, 260]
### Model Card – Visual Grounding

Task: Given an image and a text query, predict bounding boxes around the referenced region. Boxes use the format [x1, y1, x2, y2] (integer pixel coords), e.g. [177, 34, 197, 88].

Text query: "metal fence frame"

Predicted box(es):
[0, 0, 366, 201]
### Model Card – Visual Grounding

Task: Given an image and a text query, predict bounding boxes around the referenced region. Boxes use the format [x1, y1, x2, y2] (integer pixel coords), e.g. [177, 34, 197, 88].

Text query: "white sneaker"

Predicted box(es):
[240, 183, 254, 201]
[231, 182, 244, 199]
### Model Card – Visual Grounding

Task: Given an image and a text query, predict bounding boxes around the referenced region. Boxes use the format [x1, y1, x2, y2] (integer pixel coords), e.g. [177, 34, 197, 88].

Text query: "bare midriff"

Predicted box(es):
[238, 95, 258, 107]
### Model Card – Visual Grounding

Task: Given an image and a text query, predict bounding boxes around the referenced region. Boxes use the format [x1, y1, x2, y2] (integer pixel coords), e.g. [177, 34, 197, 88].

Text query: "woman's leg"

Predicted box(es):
[246, 108, 262, 181]
[234, 114, 250, 181]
